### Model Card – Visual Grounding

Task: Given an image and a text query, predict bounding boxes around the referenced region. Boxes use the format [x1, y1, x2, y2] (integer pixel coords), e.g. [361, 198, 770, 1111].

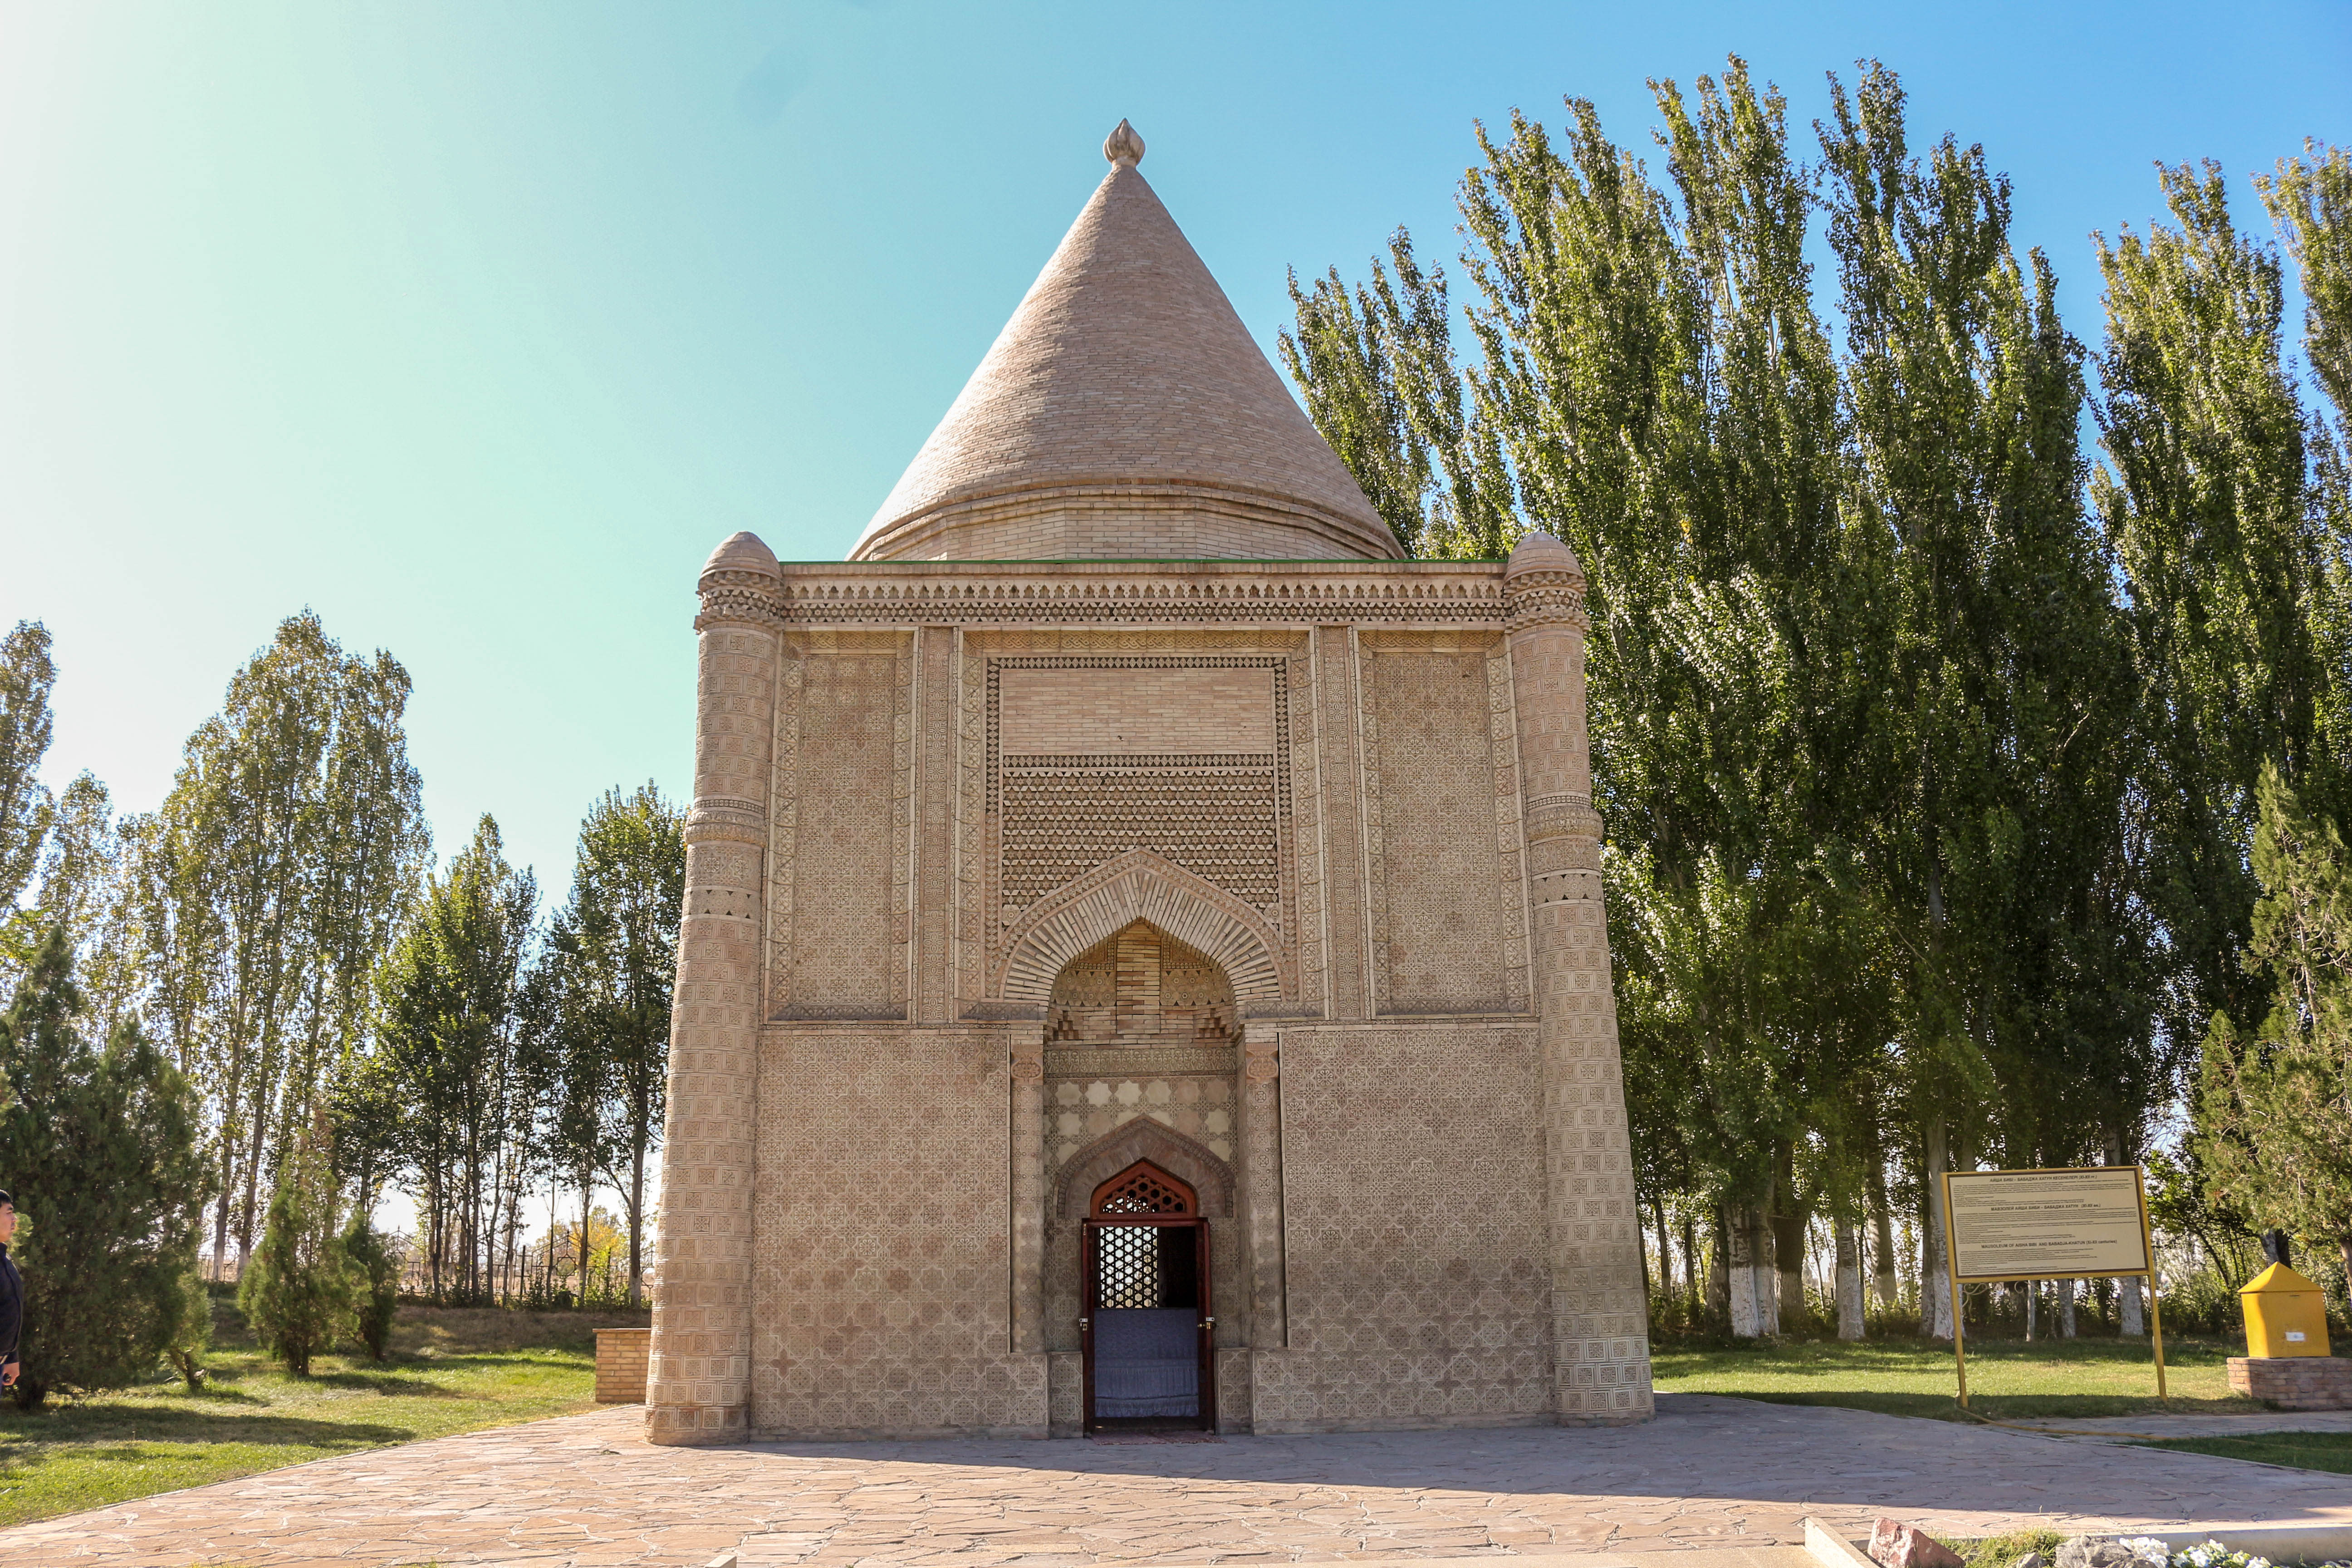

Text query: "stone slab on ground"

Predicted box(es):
[9, 1394, 2352, 1568]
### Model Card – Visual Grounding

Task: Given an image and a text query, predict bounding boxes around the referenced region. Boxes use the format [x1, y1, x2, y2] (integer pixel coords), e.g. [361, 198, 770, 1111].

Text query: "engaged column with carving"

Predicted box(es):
[1503, 533, 1654, 1424]
[648, 531, 780, 1443]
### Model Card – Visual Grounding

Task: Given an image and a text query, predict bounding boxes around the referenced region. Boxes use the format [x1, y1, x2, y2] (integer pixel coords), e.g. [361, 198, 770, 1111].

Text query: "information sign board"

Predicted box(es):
[1943, 1166, 2154, 1284]
[1937, 1164, 2166, 1407]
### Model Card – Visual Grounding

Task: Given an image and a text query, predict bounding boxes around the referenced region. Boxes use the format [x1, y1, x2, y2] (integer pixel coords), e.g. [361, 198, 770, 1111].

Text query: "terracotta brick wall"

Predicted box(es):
[596, 1328, 652, 1404]
[2230, 1356, 2352, 1409]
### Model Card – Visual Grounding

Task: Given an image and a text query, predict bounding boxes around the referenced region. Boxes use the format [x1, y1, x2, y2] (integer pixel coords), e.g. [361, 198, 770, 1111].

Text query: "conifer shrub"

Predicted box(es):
[0, 928, 205, 1409]
[159, 1266, 212, 1389]
[341, 1216, 399, 1361]
[237, 1122, 356, 1376]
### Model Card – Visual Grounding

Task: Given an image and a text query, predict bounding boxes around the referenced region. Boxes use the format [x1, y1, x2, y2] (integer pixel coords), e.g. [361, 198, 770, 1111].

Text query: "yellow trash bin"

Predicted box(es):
[2240, 1262, 2332, 1358]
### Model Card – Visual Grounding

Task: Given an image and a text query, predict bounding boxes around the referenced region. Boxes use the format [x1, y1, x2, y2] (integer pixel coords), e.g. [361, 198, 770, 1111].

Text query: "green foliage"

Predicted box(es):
[0, 927, 207, 1408]
[237, 1119, 356, 1376]
[2196, 764, 2352, 1289]
[340, 1215, 399, 1361]
[0, 622, 56, 915]
[2134, 1431, 2352, 1477]
[528, 784, 683, 1307]
[141, 612, 428, 1279]
[159, 1267, 212, 1390]
[1285, 55, 2165, 1338]
[359, 814, 535, 1303]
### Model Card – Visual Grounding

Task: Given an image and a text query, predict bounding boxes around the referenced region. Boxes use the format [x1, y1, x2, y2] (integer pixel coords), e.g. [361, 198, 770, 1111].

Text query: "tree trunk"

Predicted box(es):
[2060, 1279, 2078, 1337]
[1770, 1208, 1808, 1334]
[2105, 1133, 2144, 1337]
[628, 1139, 647, 1308]
[1725, 1205, 1756, 1337]
[1868, 1159, 1899, 1308]
[1835, 1218, 1866, 1340]
[1923, 1117, 1954, 1341]
[1709, 1208, 1731, 1326]
[1681, 1212, 1701, 1314]
[2119, 1274, 2145, 1337]
[1727, 1205, 1778, 1337]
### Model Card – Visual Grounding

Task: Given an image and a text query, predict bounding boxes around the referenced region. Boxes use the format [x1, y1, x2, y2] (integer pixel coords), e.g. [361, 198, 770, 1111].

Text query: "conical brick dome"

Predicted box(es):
[851, 124, 1402, 563]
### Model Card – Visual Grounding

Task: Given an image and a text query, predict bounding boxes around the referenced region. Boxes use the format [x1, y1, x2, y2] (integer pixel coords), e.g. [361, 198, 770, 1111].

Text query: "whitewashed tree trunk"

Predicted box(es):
[2060, 1279, 2078, 1337]
[1922, 1119, 1955, 1340]
[2024, 1281, 2038, 1340]
[1728, 1207, 1762, 1338]
[1835, 1219, 1866, 1340]
[1752, 1207, 1781, 1335]
[2120, 1274, 2146, 1337]
[1872, 1195, 1900, 1309]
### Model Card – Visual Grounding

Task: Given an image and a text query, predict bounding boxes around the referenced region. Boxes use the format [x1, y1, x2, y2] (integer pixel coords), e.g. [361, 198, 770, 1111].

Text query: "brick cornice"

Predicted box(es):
[697, 559, 1514, 630]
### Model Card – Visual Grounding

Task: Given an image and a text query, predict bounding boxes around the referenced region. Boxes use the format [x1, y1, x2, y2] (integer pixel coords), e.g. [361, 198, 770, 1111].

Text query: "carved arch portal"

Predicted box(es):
[997, 849, 1284, 1007]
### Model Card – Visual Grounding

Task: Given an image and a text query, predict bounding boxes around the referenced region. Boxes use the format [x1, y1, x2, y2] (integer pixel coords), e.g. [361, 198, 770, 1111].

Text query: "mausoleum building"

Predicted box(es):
[647, 122, 1652, 1441]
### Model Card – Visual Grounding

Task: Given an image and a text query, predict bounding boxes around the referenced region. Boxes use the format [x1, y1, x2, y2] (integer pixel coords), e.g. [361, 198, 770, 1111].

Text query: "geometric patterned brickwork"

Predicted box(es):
[983, 654, 1298, 996]
[1362, 638, 1526, 1015]
[768, 638, 911, 1019]
[955, 633, 1319, 1016]
[1002, 757, 1279, 911]
[750, 1027, 1046, 1436]
[1264, 1023, 1555, 1430]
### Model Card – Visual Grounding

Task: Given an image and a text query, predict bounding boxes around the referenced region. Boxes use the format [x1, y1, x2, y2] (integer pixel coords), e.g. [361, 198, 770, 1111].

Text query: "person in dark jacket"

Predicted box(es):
[0, 1190, 20, 1389]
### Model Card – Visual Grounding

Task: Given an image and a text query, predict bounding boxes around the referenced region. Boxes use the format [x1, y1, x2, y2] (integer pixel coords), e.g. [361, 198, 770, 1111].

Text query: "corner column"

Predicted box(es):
[1504, 535, 1653, 1425]
[648, 538, 781, 1443]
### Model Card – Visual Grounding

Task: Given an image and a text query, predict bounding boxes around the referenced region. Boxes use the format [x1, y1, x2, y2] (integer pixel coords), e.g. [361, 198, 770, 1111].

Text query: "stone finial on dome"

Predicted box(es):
[1102, 119, 1146, 167]
[702, 529, 779, 580]
[1505, 530, 1584, 582]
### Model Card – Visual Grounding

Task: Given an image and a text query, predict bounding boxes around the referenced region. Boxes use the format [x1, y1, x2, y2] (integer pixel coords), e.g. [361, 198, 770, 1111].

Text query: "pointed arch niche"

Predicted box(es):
[1024, 916, 1250, 1425]
[996, 849, 1288, 1010]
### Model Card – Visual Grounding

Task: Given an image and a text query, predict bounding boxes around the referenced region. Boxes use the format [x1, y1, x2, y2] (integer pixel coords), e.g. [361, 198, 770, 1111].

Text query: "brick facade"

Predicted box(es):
[647, 132, 1652, 1443]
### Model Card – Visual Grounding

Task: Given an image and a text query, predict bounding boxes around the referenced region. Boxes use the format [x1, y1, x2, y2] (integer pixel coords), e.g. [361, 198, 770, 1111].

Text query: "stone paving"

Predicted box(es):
[11, 1396, 2352, 1568]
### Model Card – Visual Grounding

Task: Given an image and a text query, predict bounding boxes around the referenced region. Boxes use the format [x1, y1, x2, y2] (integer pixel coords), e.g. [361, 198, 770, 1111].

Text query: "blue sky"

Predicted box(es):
[4, 0, 2346, 894]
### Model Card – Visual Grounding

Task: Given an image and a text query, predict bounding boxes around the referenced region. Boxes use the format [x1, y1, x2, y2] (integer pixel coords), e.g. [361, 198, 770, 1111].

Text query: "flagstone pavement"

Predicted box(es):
[10, 1395, 2352, 1568]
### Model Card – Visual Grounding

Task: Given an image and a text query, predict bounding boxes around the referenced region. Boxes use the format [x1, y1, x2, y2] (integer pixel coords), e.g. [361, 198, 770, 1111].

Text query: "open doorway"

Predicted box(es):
[1080, 1161, 1214, 1433]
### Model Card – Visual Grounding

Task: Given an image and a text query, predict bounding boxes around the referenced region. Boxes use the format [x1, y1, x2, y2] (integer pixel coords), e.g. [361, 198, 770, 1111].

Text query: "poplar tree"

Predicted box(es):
[147, 614, 426, 1274]
[369, 815, 535, 1301]
[2197, 764, 2352, 1292]
[0, 622, 58, 990]
[1820, 63, 2151, 1335]
[2096, 161, 2340, 1047]
[1282, 58, 2200, 1339]
[527, 784, 683, 1305]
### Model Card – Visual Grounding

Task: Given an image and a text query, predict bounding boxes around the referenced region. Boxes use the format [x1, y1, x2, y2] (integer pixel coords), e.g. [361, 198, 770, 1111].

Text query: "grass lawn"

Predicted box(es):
[2134, 1430, 2352, 1475]
[0, 1297, 649, 1529]
[1652, 1333, 2260, 1421]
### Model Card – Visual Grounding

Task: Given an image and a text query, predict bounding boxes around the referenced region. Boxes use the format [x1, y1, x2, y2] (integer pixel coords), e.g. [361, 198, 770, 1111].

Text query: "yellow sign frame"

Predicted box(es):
[1939, 1165, 2166, 1407]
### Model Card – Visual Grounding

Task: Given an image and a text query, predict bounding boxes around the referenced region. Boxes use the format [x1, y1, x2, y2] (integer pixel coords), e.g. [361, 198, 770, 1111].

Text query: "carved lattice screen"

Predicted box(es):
[1096, 1225, 1163, 1309]
[1094, 1163, 1194, 1216]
